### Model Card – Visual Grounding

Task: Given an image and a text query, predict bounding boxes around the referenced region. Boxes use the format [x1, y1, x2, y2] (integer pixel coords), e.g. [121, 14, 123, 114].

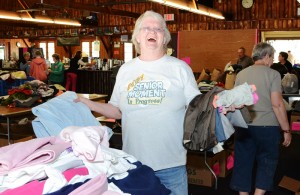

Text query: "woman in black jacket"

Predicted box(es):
[65, 51, 94, 91]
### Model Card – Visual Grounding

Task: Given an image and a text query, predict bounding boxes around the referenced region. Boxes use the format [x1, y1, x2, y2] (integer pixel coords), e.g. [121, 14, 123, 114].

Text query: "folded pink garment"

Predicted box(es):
[0, 136, 71, 175]
[1, 167, 89, 195]
[0, 180, 45, 195]
[60, 126, 109, 162]
[63, 167, 89, 181]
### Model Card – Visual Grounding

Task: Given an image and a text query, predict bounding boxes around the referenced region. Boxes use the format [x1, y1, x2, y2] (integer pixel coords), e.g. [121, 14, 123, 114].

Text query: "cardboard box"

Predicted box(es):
[279, 176, 300, 195]
[290, 112, 300, 133]
[291, 114, 300, 123]
[187, 165, 215, 187]
[291, 112, 300, 125]
[186, 150, 226, 187]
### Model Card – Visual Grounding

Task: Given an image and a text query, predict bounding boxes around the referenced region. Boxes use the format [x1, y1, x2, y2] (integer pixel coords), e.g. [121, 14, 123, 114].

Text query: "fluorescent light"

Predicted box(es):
[194, 3, 224, 19]
[209, 13, 225, 20]
[21, 15, 54, 24]
[148, 0, 225, 19]
[164, 0, 190, 11]
[54, 18, 81, 26]
[0, 10, 81, 26]
[150, 0, 165, 3]
[0, 10, 21, 20]
[190, 8, 210, 16]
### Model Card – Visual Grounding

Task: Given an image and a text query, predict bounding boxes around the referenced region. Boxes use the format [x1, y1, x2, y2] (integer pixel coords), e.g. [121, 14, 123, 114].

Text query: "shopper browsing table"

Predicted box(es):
[30, 50, 48, 83]
[19, 52, 31, 76]
[48, 53, 64, 85]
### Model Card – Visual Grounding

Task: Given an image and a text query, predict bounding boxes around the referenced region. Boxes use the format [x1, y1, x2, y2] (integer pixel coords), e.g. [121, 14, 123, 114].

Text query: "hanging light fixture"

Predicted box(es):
[0, 10, 81, 26]
[20, 13, 54, 24]
[148, 0, 225, 19]
[54, 18, 81, 26]
[150, 0, 165, 3]
[0, 10, 22, 20]
[164, 0, 190, 11]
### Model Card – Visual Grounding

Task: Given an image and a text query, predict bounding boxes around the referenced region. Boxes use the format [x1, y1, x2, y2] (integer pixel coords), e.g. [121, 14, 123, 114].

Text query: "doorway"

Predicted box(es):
[261, 31, 300, 65]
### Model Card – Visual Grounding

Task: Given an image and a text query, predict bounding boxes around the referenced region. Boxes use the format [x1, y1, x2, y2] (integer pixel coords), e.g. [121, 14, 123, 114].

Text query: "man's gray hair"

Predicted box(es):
[252, 42, 275, 62]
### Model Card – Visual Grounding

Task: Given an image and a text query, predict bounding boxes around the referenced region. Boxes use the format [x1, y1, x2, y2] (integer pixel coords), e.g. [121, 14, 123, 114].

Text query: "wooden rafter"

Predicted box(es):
[17, 0, 33, 18]
[44, 0, 141, 18]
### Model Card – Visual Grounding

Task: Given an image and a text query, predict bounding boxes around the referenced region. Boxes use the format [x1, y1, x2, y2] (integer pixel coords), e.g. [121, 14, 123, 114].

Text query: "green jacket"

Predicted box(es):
[49, 61, 64, 83]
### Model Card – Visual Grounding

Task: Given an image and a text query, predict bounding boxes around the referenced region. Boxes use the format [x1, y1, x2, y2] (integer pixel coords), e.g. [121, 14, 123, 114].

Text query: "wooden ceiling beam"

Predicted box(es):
[17, 0, 34, 18]
[45, 1, 141, 18]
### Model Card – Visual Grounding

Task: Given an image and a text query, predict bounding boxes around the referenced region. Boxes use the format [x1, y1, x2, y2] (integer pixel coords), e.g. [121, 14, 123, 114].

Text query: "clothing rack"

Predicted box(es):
[203, 151, 218, 190]
[187, 149, 219, 190]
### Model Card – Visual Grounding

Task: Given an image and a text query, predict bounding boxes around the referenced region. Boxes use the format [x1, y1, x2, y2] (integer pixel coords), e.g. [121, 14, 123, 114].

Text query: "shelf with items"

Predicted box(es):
[0, 26, 133, 40]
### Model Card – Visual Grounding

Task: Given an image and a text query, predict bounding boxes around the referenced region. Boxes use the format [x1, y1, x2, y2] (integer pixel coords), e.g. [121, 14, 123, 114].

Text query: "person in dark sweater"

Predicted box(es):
[65, 51, 95, 92]
[277, 51, 293, 73]
[270, 62, 288, 79]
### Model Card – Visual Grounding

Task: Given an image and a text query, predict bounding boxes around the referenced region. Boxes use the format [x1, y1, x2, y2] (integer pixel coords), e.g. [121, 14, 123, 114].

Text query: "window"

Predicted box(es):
[82, 41, 100, 58]
[267, 40, 300, 64]
[47, 42, 55, 63]
[39, 42, 46, 58]
[82, 42, 90, 57]
[124, 42, 133, 63]
[39, 41, 55, 63]
[262, 31, 300, 64]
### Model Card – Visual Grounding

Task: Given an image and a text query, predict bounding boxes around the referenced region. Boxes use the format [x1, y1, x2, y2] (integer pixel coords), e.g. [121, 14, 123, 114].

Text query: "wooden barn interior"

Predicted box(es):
[0, 0, 299, 72]
[1, 1, 300, 195]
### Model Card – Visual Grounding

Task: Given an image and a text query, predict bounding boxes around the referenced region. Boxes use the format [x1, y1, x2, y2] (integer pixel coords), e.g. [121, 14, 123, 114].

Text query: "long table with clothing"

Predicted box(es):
[0, 93, 108, 145]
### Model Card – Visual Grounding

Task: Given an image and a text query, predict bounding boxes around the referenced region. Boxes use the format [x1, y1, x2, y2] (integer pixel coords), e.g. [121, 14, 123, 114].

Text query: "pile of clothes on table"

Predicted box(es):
[0, 80, 64, 108]
[0, 91, 170, 195]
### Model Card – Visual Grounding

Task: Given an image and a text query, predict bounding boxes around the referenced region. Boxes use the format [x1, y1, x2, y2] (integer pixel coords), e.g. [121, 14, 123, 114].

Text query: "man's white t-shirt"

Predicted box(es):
[109, 55, 200, 171]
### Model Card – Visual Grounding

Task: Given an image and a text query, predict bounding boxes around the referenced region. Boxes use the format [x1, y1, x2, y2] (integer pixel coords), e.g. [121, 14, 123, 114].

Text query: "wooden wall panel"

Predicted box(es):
[178, 29, 257, 72]
[0, 0, 299, 34]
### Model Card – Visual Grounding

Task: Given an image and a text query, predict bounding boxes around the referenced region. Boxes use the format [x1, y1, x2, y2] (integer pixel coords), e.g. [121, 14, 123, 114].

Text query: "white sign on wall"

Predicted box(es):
[94, 40, 100, 51]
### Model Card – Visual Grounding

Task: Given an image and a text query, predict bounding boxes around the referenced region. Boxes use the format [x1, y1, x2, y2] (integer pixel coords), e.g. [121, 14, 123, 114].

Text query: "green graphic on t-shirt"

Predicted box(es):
[127, 81, 166, 105]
